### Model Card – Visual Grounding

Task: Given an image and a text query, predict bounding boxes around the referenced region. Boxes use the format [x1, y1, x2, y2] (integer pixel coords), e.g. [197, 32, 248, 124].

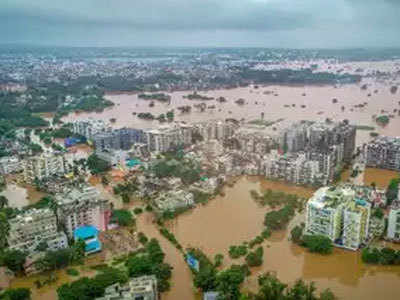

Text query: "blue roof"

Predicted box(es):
[74, 225, 99, 240]
[85, 240, 101, 252]
[204, 292, 219, 300]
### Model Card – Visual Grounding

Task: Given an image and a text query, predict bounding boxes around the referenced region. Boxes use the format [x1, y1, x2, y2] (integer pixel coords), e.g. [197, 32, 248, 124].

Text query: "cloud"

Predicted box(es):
[0, 0, 399, 47]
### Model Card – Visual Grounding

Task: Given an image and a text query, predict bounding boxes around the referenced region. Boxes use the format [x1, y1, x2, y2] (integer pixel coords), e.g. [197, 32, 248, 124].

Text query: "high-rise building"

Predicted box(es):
[56, 186, 111, 237]
[7, 208, 68, 253]
[23, 153, 68, 183]
[72, 118, 111, 141]
[93, 128, 144, 152]
[365, 136, 400, 171]
[305, 185, 373, 250]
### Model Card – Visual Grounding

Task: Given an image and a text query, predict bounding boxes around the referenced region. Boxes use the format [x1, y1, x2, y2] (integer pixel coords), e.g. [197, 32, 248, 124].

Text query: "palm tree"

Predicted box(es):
[0, 195, 8, 209]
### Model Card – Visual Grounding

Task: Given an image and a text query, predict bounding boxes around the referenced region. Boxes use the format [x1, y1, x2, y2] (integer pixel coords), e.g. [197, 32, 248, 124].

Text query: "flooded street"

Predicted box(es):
[136, 213, 200, 300]
[64, 82, 400, 147]
[0, 182, 46, 208]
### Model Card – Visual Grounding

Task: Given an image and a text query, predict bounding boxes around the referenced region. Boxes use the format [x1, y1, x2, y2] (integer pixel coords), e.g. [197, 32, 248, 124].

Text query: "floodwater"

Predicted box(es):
[136, 213, 201, 300]
[363, 168, 400, 189]
[157, 176, 400, 300]
[0, 183, 46, 208]
[10, 259, 100, 300]
[63, 82, 400, 147]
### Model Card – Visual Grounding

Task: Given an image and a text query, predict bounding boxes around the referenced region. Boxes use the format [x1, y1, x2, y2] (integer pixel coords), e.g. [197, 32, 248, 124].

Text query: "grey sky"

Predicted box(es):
[1, 0, 399, 48]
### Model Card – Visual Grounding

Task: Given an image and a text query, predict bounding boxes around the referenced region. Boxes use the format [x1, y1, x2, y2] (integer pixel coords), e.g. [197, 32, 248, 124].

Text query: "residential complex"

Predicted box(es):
[144, 123, 193, 153]
[305, 185, 373, 250]
[72, 118, 111, 141]
[96, 275, 158, 300]
[365, 136, 400, 171]
[7, 208, 68, 254]
[56, 186, 111, 237]
[0, 156, 22, 174]
[264, 151, 327, 186]
[23, 153, 68, 183]
[93, 128, 144, 152]
[194, 120, 236, 142]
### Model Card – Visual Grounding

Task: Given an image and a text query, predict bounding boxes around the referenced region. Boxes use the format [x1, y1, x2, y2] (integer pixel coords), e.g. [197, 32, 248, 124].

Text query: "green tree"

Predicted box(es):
[0, 212, 9, 249]
[111, 209, 134, 226]
[0, 287, 31, 300]
[216, 265, 246, 300]
[0, 195, 8, 209]
[386, 178, 399, 205]
[87, 154, 110, 174]
[245, 246, 263, 267]
[290, 225, 303, 244]
[2, 250, 26, 273]
[302, 235, 333, 254]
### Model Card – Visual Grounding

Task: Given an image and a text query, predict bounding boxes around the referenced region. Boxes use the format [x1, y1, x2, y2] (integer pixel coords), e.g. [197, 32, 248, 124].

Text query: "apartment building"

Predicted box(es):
[72, 118, 111, 141]
[96, 275, 158, 300]
[283, 120, 356, 163]
[93, 128, 144, 152]
[7, 208, 68, 253]
[23, 153, 67, 183]
[305, 185, 372, 250]
[144, 123, 193, 153]
[154, 189, 194, 212]
[365, 136, 400, 171]
[232, 126, 278, 155]
[56, 186, 111, 237]
[0, 156, 22, 174]
[195, 120, 236, 142]
[264, 151, 328, 186]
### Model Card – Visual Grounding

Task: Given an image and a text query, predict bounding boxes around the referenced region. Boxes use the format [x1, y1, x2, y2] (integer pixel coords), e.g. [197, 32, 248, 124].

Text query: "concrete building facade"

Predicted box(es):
[56, 186, 111, 237]
[7, 208, 68, 253]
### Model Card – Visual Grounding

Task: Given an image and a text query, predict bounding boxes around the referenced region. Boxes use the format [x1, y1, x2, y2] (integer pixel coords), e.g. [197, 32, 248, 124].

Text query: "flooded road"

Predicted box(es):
[0, 183, 46, 208]
[64, 82, 400, 147]
[136, 213, 199, 300]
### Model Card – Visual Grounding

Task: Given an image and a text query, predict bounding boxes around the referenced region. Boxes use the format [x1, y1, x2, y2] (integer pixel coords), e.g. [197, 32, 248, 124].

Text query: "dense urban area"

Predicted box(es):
[0, 46, 400, 300]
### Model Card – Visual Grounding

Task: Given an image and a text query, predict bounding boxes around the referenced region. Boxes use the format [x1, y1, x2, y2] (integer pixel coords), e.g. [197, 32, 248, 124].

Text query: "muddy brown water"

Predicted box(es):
[7, 176, 400, 300]
[1, 183, 46, 208]
[159, 177, 400, 300]
[64, 82, 400, 147]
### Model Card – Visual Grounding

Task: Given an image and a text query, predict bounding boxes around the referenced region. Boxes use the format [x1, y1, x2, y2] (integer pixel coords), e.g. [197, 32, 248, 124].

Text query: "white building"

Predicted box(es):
[154, 190, 194, 212]
[56, 186, 111, 237]
[23, 153, 67, 183]
[72, 118, 111, 141]
[195, 120, 236, 142]
[144, 123, 193, 153]
[96, 275, 158, 300]
[0, 156, 22, 174]
[7, 208, 68, 253]
[305, 185, 372, 250]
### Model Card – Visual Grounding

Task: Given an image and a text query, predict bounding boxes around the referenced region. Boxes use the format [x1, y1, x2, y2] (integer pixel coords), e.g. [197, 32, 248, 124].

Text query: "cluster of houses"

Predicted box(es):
[6, 186, 110, 274]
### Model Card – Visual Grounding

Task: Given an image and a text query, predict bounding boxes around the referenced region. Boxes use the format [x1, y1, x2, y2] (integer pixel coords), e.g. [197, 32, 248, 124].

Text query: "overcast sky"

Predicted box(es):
[1, 0, 399, 48]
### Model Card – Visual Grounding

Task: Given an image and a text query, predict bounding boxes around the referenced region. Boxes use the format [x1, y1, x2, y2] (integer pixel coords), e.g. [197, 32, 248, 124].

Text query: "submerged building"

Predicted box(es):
[96, 275, 158, 300]
[305, 185, 371, 250]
